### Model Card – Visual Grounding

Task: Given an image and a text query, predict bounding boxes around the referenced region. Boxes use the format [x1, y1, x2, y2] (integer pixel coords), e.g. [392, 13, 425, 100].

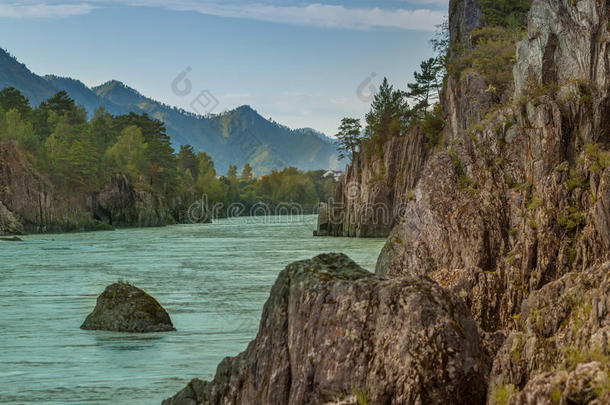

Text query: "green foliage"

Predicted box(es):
[335, 117, 363, 162]
[241, 163, 253, 180]
[227, 164, 238, 179]
[567, 169, 589, 192]
[0, 88, 340, 217]
[490, 384, 517, 405]
[407, 57, 444, 116]
[583, 143, 610, 172]
[449, 27, 519, 101]
[105, 126, 148, 182]
[365, 78, 404, 142]
[178, 145, 200, 178]
[557, 205, 587, 231]
[422, 103, 444, 148]
[0, 87, 31, 116]
[475, 0, 533, 29]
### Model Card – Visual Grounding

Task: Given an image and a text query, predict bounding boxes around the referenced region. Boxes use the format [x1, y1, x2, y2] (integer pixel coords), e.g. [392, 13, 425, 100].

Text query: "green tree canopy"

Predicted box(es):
[178, 145, 200, 178]
[335, 118, 362, 163]
[227, 164, 238, 179]
[365, 78, 404, 141]
[241, 163, 253, 180]
[0, 87, 31, 117]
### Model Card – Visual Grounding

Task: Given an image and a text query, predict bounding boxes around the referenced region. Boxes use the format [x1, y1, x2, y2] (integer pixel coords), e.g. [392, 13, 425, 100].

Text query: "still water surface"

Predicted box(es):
[0, 216, 385, 404]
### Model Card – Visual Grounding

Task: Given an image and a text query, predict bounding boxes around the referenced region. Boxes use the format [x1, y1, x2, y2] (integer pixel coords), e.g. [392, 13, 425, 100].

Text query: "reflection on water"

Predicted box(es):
[0, 216, 385, 404]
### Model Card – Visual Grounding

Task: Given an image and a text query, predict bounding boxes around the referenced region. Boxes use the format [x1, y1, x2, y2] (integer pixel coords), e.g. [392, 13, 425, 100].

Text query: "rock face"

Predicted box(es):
[0, 140, 99, 234]
[313, 202, 329, 236]
[0, 141, 180, 234]
[0, 200, 23, 235]
[378, 0, 610, 331]
[81, 283, 175, 333]
[163, 253, 488, 405]
[488, 261, 610, 403]
[323, 127, 429, 238]
[93, 174, 175, 228]
[507, 362, 610, 405]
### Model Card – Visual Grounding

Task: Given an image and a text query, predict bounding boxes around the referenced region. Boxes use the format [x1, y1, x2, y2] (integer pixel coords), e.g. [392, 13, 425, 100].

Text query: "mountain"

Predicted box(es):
[0, 48, 341, 174]
[0, 50, 57, 107]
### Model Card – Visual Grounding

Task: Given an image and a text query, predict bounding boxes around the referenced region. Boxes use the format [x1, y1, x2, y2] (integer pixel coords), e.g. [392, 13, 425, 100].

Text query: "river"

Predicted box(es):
[0, 215, 385, 404]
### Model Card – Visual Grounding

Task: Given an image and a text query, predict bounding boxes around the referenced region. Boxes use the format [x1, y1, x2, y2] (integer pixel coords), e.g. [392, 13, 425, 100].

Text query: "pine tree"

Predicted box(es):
[0, 87, 31, 117]
[178, 145, 200, 178]
[365, 78, 404, 140]
[241, 163, 253, 180]
[407, 58, 443, 116]
[335, 118, 362, 162]
[227, 165, 238, 179]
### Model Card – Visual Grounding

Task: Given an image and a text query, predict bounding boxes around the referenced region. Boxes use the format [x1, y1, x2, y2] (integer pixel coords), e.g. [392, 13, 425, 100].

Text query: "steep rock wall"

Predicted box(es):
[0, 141, 178, 234]
[377, 0, 610, 331]
[319, 127, 429, 238]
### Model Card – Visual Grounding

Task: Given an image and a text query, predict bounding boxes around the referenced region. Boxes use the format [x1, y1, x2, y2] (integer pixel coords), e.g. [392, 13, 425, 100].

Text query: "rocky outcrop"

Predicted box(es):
[0, 235, 23, 241]
[0, 140, 180, 234]
[377, 0, 610, 331]
[0, 140, 108, 234]
[323, 127, 429, 238]
[0, 200, 23, 235]
[507, 362, 610, 405]
[488, 261, 610, 401]
[92, 174, 175, 228]
[163, 253, 488, 405]
[448, 0, 482, 52]
[313, 202, 329, 236]
[81, 283, 175, 333]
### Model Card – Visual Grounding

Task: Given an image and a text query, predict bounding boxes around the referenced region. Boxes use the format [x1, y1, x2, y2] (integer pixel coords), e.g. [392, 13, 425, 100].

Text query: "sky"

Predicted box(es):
[0, 0, 448, 136]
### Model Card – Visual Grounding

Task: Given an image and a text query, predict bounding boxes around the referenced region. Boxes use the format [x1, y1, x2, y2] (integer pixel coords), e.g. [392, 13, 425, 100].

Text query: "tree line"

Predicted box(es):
[0, 87, 337, 216]
[336, 37, 447, 164]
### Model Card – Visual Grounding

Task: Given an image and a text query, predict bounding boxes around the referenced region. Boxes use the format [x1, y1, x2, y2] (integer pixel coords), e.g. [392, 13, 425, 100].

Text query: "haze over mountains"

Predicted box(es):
[0, 48, 341, 174]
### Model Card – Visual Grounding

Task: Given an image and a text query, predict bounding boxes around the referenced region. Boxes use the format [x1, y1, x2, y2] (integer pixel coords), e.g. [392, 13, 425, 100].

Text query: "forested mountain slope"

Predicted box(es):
[0, 49, 341, 175]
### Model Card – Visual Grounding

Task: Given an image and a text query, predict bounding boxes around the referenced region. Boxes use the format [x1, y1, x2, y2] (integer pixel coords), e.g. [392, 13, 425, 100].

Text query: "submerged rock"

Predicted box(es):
[81, 283, 175, 333]
[0, 236, 23, 241]
[313, 202, 329, 236]
[163, 253, 488, 405]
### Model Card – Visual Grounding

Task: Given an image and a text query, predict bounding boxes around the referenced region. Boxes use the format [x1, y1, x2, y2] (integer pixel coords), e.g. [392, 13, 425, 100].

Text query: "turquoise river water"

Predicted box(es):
[0, 215, 385, 404]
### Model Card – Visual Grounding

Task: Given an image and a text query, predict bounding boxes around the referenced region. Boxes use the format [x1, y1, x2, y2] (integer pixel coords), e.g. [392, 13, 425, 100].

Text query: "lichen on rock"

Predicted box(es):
[163, 253, 488, 405]
[81, 282, 175, 333]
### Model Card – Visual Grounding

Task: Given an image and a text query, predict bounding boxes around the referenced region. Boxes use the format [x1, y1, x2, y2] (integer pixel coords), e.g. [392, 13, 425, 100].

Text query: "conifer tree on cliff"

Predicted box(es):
[407, 58, 443, 118]
[335, 117, 362, 163]
[365, 78, 403, 140]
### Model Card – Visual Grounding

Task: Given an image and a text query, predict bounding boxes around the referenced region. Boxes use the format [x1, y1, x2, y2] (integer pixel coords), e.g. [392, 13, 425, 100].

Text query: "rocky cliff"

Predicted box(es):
[377, 0, 610, 400]
[164, 254, 489, 405]
[167, 0, 610, 403]
[318, 127, 429, 238]
[0, 141, 178, 235]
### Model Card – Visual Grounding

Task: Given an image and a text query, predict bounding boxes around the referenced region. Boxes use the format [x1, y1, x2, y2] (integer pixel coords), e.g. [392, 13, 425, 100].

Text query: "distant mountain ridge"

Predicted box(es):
[0, 48, 341, 174]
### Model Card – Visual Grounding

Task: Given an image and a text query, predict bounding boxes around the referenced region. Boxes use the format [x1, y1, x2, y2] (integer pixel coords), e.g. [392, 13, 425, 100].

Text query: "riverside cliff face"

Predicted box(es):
[164, 254, 489, 405]
[167, 0, 610, 403]
[0, 141, 178, 234]
[319, 127, 429, 238]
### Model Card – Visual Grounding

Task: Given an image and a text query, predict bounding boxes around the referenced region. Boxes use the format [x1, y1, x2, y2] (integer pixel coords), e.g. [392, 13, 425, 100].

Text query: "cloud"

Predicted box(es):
[163, 2, 446, 31]
[0, 1, 446, 30]
[0, 3, 95, 18]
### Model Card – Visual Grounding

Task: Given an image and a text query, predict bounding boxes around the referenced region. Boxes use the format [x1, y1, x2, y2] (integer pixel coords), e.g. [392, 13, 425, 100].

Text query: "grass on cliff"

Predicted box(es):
[475, 0, 532, 29]
[490, 383, 517, 405]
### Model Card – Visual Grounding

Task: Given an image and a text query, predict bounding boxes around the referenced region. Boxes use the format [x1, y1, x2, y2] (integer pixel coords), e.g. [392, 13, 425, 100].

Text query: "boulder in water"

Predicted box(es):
[0, 236, 23, 241]
[81, 282, 175, 333]
[163, 253, 488, 404]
